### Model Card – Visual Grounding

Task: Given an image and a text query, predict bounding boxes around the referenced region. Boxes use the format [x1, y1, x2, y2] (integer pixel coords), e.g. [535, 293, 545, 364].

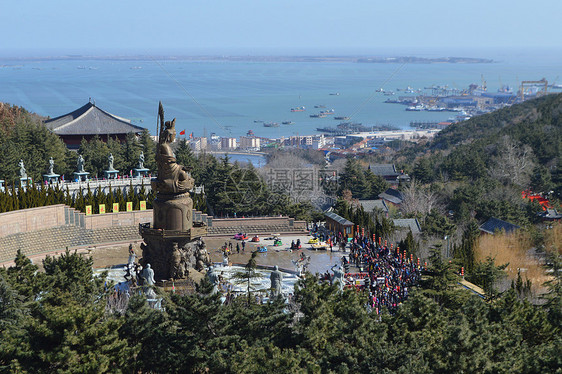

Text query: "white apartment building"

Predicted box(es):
[221, 137, 237, 150]
[239, 136, 261, 150]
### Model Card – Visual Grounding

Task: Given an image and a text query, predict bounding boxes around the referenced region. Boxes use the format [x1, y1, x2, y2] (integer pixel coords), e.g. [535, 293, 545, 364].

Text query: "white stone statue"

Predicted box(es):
[48, 157, 55, 175]
[76, 154, 85, 173]
[270, 265, 283, 298]
[19, 159, 27, 179]
[332, 265, 345, 293]
[108, 153, 115, 171]
[138, 151, 145, 169]
[141, 263, 155, 286]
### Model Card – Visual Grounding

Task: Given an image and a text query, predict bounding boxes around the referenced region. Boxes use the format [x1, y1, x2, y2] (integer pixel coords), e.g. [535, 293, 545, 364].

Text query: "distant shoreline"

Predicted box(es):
[0, 55, 494, 64]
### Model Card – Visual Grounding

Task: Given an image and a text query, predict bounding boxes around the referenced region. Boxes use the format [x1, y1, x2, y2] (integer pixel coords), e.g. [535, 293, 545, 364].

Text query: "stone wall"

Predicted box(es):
[84, 210, 152, 230]
[0, 205, 66, 238]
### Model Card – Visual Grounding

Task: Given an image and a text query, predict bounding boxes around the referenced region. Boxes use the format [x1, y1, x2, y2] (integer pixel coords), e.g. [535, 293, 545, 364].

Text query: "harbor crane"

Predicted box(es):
[519, 78, 548, 101]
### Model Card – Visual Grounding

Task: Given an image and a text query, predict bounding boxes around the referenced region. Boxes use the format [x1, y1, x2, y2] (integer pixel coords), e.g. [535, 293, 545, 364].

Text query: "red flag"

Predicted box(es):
[179, 130, 186, 135]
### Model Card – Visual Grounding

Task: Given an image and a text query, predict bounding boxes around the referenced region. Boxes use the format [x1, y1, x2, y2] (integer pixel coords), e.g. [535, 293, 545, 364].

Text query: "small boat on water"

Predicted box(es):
[282, 121, 294, 125]
[254, 120, 264, 123]
[310, 114, 327, 118]
[314, 104, 326, 108]
[320, 109, 335, 115]
[334, 116, 350, 120]
[406, 105, 424, 111]
[329, 93, 340, 96]
[264, 122, 279, 128]
[290, 106, 305, 112]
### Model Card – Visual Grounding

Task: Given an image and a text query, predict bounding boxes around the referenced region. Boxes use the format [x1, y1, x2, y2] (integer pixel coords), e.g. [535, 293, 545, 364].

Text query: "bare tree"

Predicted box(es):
[401, 178, 439, 219]
[488, 135, 535, 187]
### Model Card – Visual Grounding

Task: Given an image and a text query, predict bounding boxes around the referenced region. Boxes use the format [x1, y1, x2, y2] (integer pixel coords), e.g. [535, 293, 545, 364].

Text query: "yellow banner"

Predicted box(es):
[113, 203, 119, 213]
[85, 205, 92, 216]
[126, 202, 133, 212]
[99, 204, 106, 214]
[140, 201, 146, 211]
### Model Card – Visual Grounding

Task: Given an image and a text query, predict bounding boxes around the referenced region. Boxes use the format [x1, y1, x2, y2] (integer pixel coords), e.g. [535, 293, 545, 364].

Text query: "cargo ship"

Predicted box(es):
[290, 106, 305, 112]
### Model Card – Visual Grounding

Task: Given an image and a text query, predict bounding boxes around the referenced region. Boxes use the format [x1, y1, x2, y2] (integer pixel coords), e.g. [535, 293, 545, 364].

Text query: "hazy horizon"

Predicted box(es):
[2, 46, 561, 63]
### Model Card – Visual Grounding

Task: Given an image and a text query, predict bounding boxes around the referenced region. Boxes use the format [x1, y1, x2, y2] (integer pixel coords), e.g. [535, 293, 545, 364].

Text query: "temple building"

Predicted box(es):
[44, 101, 145, 149]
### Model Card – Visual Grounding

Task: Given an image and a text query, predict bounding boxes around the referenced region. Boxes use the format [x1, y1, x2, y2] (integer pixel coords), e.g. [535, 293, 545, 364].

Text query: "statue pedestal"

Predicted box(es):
[19, 177, 32, 190]
[104, 170, 119, 179]
[74, 172, 89, 182]
[134, 168, 150, 178]
[43, 173, 60, 184]
[153, 193, 193, 231]
[139, 192, 208, 281]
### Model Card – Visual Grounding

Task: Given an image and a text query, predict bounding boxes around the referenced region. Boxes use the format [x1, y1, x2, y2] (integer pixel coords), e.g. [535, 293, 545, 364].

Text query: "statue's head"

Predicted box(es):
[274, 265, 279, 271]
[146, 263, 151, 269]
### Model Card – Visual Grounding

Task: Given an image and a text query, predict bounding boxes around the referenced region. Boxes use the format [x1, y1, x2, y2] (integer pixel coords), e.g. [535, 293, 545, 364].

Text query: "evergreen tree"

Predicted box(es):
[122, 132, 141, 173]
[467, 256, 508, 299]
[453, 220, 479, 273]
[398, 229, 418, 256]
[412, 156, 435, 184]
[175, 138, 197, 172]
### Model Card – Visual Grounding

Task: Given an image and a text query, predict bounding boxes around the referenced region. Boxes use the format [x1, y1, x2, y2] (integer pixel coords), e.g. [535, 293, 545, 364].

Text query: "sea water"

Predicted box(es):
[0, 52, 560, 138]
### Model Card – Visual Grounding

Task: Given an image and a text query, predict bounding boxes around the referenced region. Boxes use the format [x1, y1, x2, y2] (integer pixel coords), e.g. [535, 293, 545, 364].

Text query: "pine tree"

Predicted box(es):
[175, 138, 197, 172]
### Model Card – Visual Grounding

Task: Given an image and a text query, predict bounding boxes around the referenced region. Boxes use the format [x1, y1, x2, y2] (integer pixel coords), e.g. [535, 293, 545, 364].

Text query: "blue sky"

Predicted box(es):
[2, 0, 562, 56]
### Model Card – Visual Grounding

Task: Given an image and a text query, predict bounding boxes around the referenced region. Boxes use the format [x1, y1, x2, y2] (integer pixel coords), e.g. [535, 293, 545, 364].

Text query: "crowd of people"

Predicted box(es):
[347, 236, 421, 314]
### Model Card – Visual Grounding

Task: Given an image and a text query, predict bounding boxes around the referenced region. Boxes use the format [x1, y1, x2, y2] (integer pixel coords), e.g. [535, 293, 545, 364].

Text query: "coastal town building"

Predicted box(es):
[221, 137, 237, 151]
[311, 134, 326, 149]
[239, 136, 261, 150]
[284, 135, 313, 148]
[44, 101, 144, 149]
[188, 137, 208, 152]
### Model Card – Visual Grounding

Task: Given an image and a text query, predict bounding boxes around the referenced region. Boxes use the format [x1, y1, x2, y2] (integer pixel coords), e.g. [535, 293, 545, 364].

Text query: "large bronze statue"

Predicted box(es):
[152, 118, 194, 194]
[139, 102, 209, 282]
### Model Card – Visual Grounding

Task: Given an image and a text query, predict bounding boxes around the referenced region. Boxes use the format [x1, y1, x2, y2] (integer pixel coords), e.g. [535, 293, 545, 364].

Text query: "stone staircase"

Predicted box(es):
[207, 223, 307, 237]
[0, 225, 142, 264]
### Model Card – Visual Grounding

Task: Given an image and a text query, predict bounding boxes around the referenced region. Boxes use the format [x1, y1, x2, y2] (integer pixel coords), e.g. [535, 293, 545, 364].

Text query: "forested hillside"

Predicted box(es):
[400, 94, 562, 228]
[428, 93, 561, 195]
